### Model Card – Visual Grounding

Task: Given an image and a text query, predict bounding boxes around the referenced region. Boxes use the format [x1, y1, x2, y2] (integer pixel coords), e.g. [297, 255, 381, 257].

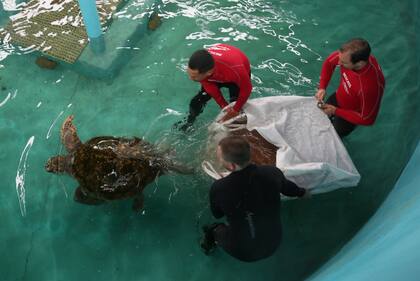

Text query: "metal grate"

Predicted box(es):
[2, 0, 124, 63]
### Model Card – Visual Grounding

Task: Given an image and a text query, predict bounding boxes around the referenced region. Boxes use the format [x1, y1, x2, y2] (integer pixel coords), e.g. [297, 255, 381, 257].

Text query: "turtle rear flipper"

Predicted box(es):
[167, 161, 195, 175]
[132, 193, 144, 211]
[74, 187, 104, 205]
[61, 115, 82, 153]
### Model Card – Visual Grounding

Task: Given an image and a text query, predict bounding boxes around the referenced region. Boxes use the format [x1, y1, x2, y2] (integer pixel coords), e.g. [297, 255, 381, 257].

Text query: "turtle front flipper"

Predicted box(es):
[132, 193, 144, 211]
[74, 187, 104, 205]
[61, 115, 82, 153]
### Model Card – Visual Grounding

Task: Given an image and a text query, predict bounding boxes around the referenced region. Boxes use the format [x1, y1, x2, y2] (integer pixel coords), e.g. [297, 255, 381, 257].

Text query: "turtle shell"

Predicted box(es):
[72, 136, 167, 200]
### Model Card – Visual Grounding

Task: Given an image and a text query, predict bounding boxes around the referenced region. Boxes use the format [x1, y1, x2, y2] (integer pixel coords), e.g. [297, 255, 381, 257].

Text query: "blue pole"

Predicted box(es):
[77, 0, 104, 53]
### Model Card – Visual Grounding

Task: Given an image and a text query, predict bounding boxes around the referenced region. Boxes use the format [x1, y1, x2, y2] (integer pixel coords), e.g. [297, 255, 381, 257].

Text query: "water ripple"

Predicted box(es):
[257, 58, 313, 87]
[15, 136, 35, 217]
[0, 92, 11, 107]
[46, 110, 64, 139]
[158, 0, 321, 60]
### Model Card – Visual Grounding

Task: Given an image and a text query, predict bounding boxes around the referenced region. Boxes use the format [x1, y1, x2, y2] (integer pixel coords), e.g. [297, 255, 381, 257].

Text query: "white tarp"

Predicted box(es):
[203, 96, 360, 195]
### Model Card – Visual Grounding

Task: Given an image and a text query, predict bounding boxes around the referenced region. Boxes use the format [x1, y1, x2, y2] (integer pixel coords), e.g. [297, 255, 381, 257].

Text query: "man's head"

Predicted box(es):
[187, 49, 215, 82]
[217, 136, 251, 171]
[338, 38, 371, 70]
[45, 155, 67, 173]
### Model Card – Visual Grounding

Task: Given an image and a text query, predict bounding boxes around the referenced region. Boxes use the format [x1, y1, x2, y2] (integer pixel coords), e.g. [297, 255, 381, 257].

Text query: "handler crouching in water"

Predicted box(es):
[175, 44, 252, 131]
[201, 136, 309, 262]
[316, 38, 385, 137]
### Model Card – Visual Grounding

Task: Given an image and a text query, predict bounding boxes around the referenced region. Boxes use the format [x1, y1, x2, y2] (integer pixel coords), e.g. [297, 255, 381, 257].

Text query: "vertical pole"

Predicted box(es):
[77, 0, 105, 53]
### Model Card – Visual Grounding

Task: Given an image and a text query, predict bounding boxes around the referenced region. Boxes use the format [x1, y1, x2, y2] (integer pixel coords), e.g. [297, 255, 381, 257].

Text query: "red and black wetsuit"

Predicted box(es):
[186, 44, 252, 125]
[202, 44, 252, 112]
[319, 51, 385, 136]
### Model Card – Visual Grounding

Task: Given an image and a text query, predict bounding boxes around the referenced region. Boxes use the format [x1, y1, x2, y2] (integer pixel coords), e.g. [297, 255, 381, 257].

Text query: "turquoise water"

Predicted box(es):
[0, 0, 419, 280]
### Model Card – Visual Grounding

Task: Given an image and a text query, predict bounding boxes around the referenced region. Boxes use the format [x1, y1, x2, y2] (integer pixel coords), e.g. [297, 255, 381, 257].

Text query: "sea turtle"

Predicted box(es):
[207, 115, 277, 167]
[45, 115, 191, 211]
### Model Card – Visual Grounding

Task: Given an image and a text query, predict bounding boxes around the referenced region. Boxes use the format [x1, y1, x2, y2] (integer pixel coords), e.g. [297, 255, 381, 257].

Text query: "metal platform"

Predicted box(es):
[2, 0, 125, 63]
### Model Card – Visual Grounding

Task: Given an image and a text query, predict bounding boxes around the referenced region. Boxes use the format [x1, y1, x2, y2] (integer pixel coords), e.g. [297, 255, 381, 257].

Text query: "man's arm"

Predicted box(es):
[209, 183, 224, 219]
[331, 82, 384, 125]
[201, 81, 229, 109]
[232, 70, 252, 112]
[280, 177, 306, 198]
[272, 167, 306, 197]
[318, 51, 340, 91]
[335, 106, 379, 126]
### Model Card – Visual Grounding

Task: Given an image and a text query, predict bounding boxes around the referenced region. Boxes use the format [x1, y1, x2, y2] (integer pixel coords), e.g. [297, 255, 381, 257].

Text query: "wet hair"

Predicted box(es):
[219, 136, 250, 167]
[188, 49, 214, 73]
[339, 38, 371, 64]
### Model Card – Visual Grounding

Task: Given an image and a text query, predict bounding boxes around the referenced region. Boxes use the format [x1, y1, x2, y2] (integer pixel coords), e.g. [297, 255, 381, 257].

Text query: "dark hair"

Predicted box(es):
[188, 49, 214, 73]
[339, 38, 371, 64]
[219, 136, 250, 167]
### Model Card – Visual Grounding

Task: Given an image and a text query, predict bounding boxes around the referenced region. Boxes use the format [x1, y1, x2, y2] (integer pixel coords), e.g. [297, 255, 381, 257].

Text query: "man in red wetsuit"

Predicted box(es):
[315, 38, 385, 137]
[175, 44, 252, 131]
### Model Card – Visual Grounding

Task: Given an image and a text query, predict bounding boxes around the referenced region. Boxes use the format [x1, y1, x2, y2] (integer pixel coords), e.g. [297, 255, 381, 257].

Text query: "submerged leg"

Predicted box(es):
[326, 93, 356, 137]
[174, 88, 212, 131]
[74, 187, 104, 205]
[332, 116, 357, 137]
[132, 193, 145, 212]
[200, 223, 225, 255]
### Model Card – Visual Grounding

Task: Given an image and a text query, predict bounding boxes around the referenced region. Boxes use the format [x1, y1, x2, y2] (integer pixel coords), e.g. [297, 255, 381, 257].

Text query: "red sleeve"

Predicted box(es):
[335, 88, 383, 126]
[335, 108, 376, 125]
[319, 51, 339, 90]
[201, 81, 228, 109]
[232, 70, 252, 112]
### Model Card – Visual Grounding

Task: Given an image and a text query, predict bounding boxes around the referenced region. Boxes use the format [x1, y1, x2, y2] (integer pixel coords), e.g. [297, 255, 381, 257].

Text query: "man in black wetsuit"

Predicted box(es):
[201, 136, 309, 262]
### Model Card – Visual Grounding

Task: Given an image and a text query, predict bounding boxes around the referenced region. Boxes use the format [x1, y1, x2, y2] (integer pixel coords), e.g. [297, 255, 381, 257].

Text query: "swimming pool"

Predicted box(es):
[1, 0, 419, 280]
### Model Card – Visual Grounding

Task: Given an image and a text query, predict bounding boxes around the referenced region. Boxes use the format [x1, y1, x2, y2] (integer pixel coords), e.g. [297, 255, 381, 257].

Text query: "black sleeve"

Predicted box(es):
[271, 167, 306, 197]
[210, 182, 224, 219]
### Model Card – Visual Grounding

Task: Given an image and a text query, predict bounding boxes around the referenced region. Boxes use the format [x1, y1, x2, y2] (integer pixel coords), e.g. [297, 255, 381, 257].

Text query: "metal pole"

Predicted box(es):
[77, 0, 105, 53]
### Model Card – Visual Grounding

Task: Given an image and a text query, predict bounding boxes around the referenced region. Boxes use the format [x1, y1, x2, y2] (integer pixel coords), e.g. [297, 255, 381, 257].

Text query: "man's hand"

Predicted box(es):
[315, 89, 326, 101]
[218, 107, 239, 123]
[322, 104, 336, 116]
[173, 119, 193, 132]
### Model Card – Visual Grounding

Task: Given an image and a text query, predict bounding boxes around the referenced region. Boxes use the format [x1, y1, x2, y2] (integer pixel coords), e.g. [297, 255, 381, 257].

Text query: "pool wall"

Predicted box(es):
[306, 139, 420, 281]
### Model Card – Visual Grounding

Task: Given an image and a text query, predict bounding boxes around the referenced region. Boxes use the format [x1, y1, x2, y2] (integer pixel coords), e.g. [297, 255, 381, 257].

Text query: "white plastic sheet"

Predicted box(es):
[204, 96, 360, 195]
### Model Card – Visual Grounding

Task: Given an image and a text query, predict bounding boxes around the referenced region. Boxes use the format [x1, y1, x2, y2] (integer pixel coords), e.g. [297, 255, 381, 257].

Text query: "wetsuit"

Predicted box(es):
[319, 51, 385, 136]
[209, 164, 305, 262]
[187, 44, 252, 125]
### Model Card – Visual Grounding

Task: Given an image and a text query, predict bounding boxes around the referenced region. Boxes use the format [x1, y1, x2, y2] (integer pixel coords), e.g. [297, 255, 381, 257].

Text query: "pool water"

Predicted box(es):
[0, 0, 419, 280]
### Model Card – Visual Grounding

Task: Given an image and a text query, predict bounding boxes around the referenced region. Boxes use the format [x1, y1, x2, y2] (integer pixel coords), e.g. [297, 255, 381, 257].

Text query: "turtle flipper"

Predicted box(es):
[132, 193, 144, 211]
[167, 161, 195, 175]
[74, 187, 104, 205]
[61, 115, 82, 153]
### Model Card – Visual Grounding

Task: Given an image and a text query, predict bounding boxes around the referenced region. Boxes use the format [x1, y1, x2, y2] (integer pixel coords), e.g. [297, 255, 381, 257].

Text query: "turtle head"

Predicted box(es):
[45, 155, 68, 174]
